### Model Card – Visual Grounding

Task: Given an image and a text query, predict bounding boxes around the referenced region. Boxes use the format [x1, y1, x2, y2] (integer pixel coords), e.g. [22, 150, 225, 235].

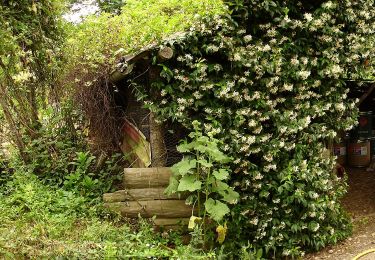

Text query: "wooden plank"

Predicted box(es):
[153, 219, 189, 232]
[103, 188, 185, 202]
[123, 167, 171, 188]
[153, 218, 189, 227]
[104, 200, 194, 218]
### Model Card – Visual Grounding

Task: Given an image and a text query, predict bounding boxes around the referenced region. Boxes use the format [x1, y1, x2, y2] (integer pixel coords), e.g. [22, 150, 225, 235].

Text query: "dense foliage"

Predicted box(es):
[1, 0, 374, 258]
[0, 172, 220, 259]
[130, 0, 374, 257]
[0, 0, 65, 161]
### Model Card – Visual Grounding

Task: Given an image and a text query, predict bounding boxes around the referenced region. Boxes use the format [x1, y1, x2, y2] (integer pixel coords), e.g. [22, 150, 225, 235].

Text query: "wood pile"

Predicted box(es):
[103, 167, 192, 229]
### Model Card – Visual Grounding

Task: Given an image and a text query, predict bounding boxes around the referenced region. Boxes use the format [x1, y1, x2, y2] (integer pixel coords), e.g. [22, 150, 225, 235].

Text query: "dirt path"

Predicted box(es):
[306, 168, 375, 260]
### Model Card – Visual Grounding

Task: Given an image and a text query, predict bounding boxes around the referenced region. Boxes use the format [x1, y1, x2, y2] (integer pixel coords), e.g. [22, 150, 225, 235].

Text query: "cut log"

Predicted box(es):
[104, 200, 194, 218]
[157, 46, 174, 61]
[124, 167, 171, 188]
[103, 188, 185, 202]
[153, 218, 189, 231]
[152, 218, 189, 227]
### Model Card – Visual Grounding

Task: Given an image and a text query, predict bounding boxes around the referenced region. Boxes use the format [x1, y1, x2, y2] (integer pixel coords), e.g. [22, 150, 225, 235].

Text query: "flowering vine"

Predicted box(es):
[130, 0, 374, 257]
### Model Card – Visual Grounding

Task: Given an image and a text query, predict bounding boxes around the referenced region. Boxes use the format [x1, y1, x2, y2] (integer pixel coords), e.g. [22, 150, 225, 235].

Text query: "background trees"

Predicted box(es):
[0, 0, 64, 161]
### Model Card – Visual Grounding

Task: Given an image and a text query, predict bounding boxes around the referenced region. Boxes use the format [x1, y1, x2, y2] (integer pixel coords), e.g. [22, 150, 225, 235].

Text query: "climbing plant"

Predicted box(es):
[131, 0, 374, 257]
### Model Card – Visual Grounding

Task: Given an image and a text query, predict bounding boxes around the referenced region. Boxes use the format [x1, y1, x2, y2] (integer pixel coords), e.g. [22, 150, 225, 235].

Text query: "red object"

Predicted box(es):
[336, 163, 345, 178]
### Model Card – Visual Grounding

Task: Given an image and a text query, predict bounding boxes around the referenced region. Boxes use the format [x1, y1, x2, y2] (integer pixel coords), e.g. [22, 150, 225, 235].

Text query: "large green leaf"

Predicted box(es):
[197, 159, 213, 167]
[221, 188, 239, 204]
[177, 175, 202, 192]
[177, 141, 194, 153]
[204, 198, 230, 222]
[213, 169, 229, 180]
[171, 158, 196, 176]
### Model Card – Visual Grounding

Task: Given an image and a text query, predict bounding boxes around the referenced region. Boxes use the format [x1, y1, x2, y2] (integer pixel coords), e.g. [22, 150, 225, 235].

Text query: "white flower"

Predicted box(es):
[335, 102, 345, 112]
[291, 58, 299, 65]
[177, 98, 186, 104]
[184, 54, 193, 60]
[239, 77, 247, 83]
[322, 1, 334, 9]
[213, 64, 222, 71]
[283, 83, 293, 91]
[297, 70, 311, 80]
[233, 53, 241, 61]
[312, 223, 320, 232]
[263, 44, 271, 52]
[304, 13, 313, 22]
[263, 154, 273, 162]
[249, 217, 259, 225]
[244, 35, 252, 42]
[193, 91, 202, 99]
[12, 70, 34, 83]
[331, 64, 343, 75]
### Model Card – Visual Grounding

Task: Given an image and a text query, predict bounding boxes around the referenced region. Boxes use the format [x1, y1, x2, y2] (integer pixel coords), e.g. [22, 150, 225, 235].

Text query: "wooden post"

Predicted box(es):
[149, 111, 167, 166]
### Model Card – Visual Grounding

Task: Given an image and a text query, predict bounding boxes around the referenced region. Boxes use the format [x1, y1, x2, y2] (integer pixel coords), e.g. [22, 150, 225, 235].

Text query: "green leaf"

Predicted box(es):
[164, 177, 179, 195]
[177, 142, 193, 153]
[177, 175, 202, 192]
[204, 198, 230, 222]
[171, 158, 196, 176]
[221, 188, 239, 204]
[213, 169, 229, 180]
[215, 180, 229, 191]
[197, 159, 213, 167]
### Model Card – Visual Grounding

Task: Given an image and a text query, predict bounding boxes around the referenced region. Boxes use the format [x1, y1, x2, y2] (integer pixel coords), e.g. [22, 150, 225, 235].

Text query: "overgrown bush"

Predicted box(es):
[131, 0, 374, 257]
[2, 99, 123, 197]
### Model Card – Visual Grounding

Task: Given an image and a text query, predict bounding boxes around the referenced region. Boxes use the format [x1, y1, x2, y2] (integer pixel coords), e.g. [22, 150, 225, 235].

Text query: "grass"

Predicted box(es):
[0, 173, 214, 259]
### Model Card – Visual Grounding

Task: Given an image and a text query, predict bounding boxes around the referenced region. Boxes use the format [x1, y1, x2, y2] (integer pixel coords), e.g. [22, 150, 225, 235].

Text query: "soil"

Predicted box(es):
[306, 168, 375, 260]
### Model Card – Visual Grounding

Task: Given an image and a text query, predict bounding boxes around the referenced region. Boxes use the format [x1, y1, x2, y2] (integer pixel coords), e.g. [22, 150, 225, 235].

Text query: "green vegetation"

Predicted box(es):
[133, 0, 374, 257]
[0, 0, 374, 259]
[166, 120, 239, 245]
[0, 173, 216, 259]
[62, 0, 226, 88]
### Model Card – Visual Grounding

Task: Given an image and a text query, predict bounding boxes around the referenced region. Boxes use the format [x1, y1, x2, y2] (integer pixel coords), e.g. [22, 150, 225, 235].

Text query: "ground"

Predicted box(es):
[306, 168, 375, 260]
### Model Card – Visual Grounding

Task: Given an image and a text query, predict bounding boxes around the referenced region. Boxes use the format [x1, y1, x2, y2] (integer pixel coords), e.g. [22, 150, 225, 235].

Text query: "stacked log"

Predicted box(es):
[103, 167, 192, 229]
